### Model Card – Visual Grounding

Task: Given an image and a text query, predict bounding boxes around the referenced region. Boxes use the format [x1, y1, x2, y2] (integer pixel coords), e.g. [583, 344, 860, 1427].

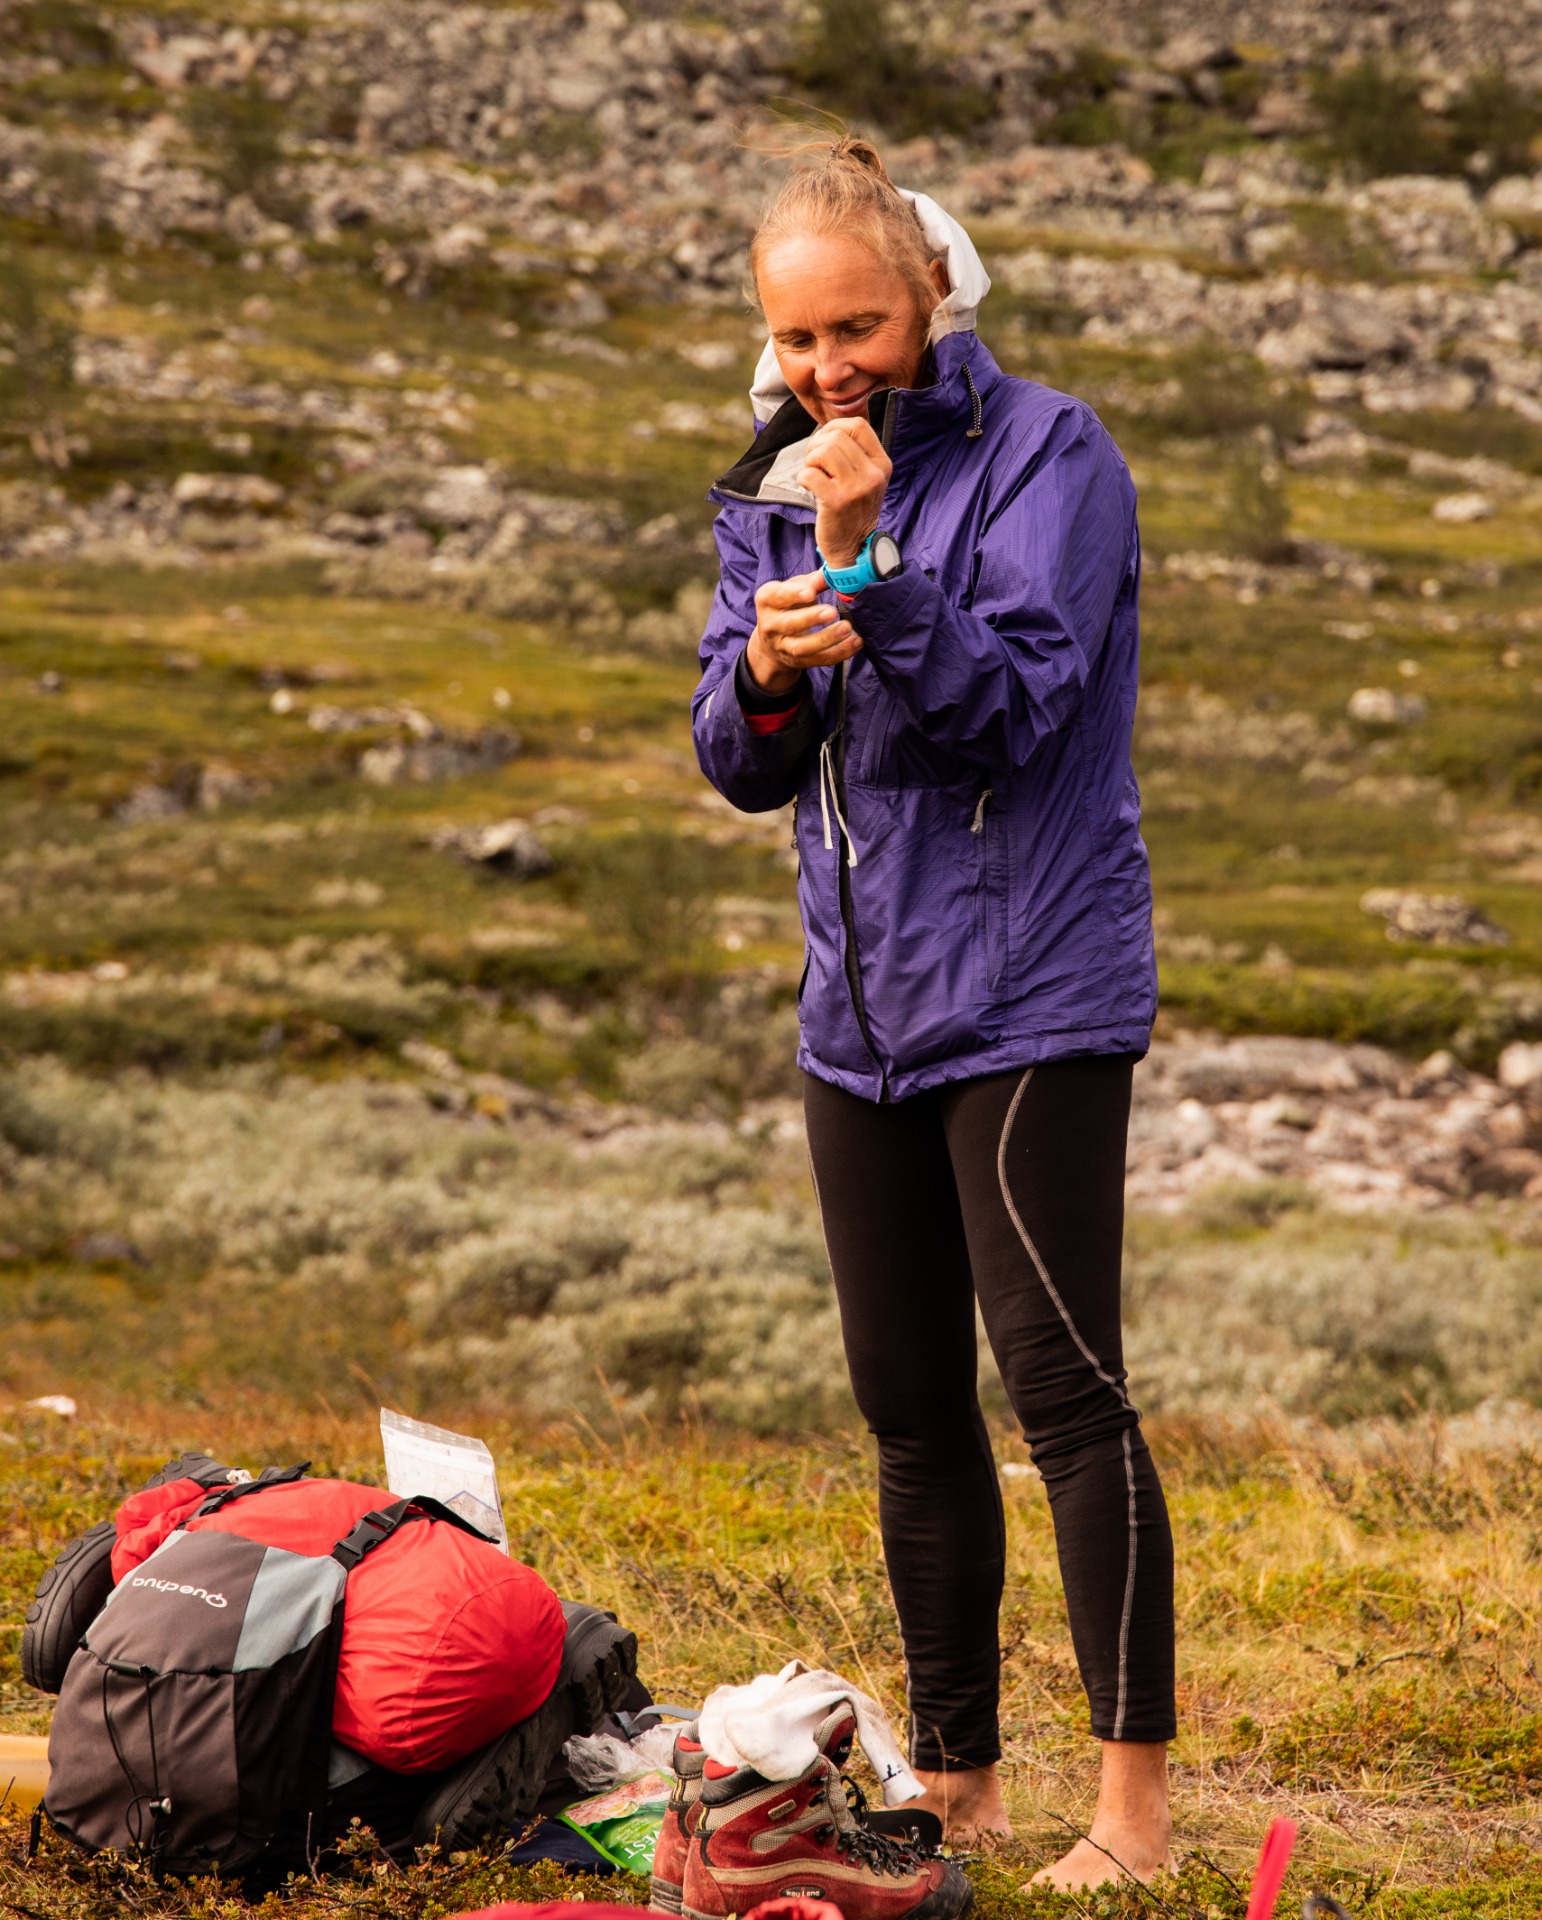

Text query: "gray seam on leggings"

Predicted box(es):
[996, 1065, 1139, 1739]
[1114, 1430, 1138, 1739]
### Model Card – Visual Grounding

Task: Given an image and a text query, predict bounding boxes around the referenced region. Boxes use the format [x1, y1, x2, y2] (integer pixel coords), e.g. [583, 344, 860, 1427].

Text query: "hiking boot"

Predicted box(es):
[650, 1725, 705, 1914]
[412, 1602, 638, 1852]
[682, 1726, 972, 1920]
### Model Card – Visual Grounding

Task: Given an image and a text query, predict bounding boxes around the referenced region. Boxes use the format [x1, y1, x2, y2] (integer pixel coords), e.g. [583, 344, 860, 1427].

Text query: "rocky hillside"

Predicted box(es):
[4, 0, 1542, 1401]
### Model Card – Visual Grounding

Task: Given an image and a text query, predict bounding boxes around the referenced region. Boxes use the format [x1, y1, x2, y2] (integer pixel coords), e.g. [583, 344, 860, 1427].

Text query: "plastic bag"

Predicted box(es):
[558, 1771, 673, 1873]
[380, 1409, 507, 1551]
[563, 1725, 680, 1793]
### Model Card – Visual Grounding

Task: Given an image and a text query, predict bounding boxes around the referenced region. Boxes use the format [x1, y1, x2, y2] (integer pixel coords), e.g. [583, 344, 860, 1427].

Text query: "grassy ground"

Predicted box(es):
[7, 1407, 1542, 1916]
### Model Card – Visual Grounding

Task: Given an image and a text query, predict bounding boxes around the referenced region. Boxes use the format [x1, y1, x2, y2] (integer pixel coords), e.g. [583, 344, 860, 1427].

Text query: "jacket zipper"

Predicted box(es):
[833, 661, 885, 1095]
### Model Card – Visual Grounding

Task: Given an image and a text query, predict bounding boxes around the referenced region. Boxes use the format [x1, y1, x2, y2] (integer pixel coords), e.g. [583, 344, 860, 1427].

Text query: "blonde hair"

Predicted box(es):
[749, 134, 952, 344]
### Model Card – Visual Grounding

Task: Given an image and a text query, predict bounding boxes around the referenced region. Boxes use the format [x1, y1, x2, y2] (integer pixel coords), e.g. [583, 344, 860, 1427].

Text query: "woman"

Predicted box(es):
[691, 139, 1175, 1892]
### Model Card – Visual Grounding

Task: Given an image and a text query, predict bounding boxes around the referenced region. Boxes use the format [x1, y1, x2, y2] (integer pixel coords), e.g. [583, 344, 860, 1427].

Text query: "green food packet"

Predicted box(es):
[558, 1769, 673, 1874]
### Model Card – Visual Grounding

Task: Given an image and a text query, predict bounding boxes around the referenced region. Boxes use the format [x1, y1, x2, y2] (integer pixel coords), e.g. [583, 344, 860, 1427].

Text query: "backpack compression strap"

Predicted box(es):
[330, 1495, 495, 1570]
[193, 1470, 501, 1561]
[195, 1463, 311, 1517]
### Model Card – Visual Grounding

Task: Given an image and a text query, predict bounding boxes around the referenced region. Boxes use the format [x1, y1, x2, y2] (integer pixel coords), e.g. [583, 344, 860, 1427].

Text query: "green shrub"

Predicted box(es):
[183, 85, 289, 211]
[1447, 67, 1542, 178]
[1310, 56, 1441, 177]
[1037, 45, 1127, 148]
[574, 829, 722, 978]
[0, 249, 75, 464]
[1223, 433, 1293, 564]
[779, 0, 995, 141]
[1157, 960, 1481, 1056]
[12, 0, 115, 64]
[1143, 347, 1307, 445]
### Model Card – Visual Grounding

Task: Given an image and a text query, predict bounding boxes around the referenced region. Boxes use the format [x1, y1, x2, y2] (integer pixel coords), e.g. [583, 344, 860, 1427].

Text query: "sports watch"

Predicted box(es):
[817, 530, 903, 596]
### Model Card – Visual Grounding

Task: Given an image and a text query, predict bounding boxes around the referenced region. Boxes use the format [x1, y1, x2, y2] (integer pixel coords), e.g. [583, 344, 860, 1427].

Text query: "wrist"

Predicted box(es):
[818, 522, 877, 571]
[746, 630, 800, 697]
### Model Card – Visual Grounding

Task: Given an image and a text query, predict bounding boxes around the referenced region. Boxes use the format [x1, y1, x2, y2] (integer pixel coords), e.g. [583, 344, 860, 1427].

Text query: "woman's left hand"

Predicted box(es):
[798, 418, 893, 569]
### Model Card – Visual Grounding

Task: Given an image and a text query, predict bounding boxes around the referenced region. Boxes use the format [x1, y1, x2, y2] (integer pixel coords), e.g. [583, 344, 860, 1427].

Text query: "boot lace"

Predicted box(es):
[828, 1818, 917, 1878]
[814, 1782, 918, 1879]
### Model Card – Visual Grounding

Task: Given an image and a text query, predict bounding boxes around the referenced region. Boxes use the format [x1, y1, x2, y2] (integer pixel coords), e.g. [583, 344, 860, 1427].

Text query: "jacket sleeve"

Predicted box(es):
[851, 403, 1137, 772]
[691, 507, 817, 813]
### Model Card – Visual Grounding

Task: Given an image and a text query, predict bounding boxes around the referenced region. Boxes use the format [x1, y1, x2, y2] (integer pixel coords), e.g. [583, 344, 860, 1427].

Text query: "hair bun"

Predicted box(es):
[829, 136, 891, 182]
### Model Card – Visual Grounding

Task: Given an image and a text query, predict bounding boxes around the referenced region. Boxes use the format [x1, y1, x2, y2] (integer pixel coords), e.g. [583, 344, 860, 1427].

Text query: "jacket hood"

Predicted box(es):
[747, 190, 992, 426]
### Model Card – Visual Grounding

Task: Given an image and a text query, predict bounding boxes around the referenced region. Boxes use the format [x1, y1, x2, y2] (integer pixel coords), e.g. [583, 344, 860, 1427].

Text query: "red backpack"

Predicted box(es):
[43, 1476, 495, 1881]
[107, 1467, 565, 1772]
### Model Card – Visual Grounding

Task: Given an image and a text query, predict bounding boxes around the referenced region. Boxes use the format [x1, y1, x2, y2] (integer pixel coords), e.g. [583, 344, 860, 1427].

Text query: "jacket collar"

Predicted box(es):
[710, 332, 1002, 519]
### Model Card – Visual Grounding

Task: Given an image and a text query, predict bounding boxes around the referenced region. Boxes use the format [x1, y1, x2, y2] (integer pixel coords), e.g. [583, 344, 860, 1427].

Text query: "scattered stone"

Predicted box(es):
[172, 472, 286, 510]
[114, 782, 187, 824]
[197, 763, 263, 811]
[1128, 1033, 1542, 1213]
[1360, 889, 1510, 947]
[1469, 1147, 1542, 1195]
[37, 670, 63, 694]
[359, 727, 520, 785]
[311, 878, 384, 907]
[1348, 687, 1428, 725]
[677, 341, 738, 371]
[1432, 492, 1492, 522]
[428, 817, 553, 875]
[1499, 1041, 1542, 1092]
[26, 1394, 78, 1418]
[307, 702, 430, 735]
[420, 465, 503, 526]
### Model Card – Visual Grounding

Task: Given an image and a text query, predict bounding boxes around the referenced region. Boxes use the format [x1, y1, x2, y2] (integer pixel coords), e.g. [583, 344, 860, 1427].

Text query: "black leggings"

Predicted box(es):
[804, 1056, 1175, 1767]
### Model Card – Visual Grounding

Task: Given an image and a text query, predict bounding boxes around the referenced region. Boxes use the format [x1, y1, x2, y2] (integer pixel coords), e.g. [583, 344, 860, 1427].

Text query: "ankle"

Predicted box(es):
[910, 1764, 1012, 1838]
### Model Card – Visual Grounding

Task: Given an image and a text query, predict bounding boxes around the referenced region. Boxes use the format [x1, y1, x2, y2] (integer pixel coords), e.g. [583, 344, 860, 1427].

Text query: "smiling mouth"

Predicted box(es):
[822, 389, 874, 416]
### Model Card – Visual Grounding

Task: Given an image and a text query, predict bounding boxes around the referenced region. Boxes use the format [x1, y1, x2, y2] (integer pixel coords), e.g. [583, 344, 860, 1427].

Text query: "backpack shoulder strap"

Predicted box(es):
[330, 1494, 495, 1571]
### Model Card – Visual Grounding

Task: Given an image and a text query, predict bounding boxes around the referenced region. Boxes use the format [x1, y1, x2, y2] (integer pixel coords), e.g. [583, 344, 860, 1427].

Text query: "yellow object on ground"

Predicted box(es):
[0, 1734, 49, 1809]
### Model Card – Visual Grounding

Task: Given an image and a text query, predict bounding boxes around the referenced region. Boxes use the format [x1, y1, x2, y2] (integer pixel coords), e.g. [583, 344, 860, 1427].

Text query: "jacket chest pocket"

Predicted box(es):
[973, 784, 1011, 999]
[857, 685, 905, 787]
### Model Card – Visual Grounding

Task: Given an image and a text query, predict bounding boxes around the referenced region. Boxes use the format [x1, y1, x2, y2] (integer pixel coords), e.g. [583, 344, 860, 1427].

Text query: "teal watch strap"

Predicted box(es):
[817, 532, 883, 596]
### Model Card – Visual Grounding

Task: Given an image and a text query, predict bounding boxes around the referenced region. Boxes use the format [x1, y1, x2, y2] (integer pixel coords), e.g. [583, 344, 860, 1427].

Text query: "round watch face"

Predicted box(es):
[871, 532, 903, 580]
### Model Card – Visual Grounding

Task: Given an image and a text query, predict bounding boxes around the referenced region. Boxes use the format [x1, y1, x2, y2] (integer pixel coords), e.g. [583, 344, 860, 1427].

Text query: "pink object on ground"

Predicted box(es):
[1245, 1817, 1298, 1920]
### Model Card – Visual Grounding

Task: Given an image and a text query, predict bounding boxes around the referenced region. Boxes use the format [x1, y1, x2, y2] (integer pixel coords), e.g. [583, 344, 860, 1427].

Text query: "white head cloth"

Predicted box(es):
[748, 190, 992, 425]
[696, 1660, 925, 1804]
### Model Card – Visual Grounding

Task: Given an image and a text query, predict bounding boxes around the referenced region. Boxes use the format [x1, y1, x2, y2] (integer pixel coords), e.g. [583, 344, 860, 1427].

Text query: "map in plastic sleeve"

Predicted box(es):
[558, 1771, 672, 1874]
[379, 1409, 508, 1552]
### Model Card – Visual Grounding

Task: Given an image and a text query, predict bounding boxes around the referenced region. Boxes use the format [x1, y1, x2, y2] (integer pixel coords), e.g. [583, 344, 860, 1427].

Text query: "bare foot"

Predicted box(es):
[1030, 1827, 1173, 1891]
[911, 1764, 1014, 1845]
[1028, 1740, 1172, 1891]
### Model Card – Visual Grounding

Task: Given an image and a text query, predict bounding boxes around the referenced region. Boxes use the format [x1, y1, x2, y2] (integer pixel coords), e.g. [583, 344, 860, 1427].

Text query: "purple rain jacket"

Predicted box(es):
[691, 330, 1156, 1103]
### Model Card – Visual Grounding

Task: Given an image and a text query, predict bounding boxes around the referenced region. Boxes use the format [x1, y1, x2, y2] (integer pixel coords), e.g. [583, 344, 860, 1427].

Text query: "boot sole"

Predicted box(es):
[649, 1874, 684, 1913]
[559, 1602, 640, 1734]
[412, 1605, 639, 1850]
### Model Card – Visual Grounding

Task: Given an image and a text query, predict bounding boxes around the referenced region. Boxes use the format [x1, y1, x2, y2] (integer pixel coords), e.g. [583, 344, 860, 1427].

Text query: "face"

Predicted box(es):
[757, 232, 946, 426]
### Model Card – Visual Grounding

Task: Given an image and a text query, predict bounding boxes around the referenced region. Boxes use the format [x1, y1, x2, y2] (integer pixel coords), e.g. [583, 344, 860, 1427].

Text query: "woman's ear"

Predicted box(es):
[928, 257, 950, 301]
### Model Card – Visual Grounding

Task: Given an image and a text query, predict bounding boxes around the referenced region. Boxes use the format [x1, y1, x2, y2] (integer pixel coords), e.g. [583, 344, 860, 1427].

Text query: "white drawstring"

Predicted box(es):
[818, 730, 859, 867]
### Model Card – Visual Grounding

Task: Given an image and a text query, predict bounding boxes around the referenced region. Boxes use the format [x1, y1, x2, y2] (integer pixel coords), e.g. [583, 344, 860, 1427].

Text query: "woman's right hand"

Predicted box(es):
[745, 569, 863, 695]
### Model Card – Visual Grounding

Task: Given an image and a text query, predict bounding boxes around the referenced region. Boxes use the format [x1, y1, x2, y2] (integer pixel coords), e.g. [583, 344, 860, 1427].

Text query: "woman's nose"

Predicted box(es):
[814, 338, 852, 390]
